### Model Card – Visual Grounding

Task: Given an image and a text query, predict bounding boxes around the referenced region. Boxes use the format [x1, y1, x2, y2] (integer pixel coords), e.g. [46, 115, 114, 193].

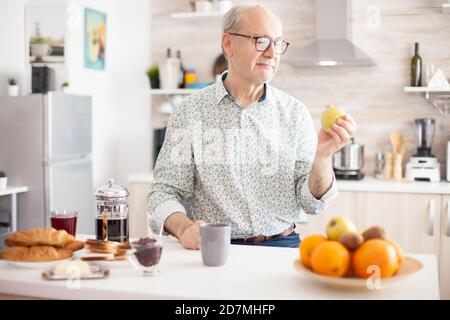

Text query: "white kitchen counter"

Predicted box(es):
[0, 235, 440, 299]
[0, 186, 29, 233]
[0, 186, 28, 197]
[128, 172, 450, 195]
[128, 172, 154, 184]
[337, 176, 450, 195]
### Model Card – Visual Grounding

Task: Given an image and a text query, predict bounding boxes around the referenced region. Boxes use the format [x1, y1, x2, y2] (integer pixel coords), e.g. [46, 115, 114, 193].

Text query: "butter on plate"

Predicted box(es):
[53, 260, 92, 277]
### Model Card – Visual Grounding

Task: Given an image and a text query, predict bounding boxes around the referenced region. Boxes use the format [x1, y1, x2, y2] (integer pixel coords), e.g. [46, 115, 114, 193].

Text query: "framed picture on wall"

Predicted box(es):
[84, 8, 106, 70]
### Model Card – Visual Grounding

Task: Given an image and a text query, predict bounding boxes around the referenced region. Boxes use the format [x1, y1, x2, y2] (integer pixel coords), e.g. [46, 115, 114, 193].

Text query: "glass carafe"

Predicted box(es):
[94, 178, 129, 242]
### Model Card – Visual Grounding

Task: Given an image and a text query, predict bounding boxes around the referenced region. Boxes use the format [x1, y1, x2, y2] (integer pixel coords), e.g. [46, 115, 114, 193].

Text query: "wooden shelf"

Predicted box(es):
[170, 11, 224, 19]
[147, 89, 199, 95]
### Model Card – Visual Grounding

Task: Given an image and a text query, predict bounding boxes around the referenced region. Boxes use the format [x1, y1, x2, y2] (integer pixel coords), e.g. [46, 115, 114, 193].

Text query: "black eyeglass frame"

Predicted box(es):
[227, 32, 290, 55]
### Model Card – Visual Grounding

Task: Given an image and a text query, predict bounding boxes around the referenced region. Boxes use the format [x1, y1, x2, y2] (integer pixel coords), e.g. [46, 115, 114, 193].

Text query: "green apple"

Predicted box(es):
[326, 216, 357, 241]
[321, 106, 346, 130]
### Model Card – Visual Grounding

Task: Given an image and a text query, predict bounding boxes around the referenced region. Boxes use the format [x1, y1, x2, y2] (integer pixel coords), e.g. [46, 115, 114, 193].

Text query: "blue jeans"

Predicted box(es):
[231, 232, 301, 248]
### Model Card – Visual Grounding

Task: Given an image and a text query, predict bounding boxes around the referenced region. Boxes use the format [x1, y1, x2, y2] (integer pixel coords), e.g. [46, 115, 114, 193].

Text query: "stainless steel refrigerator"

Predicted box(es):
[0, 92, 94, 241]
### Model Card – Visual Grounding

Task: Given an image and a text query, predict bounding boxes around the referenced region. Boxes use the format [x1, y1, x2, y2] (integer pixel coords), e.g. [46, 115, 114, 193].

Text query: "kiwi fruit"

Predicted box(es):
[339, 232, 364, 251]
[362, 226, 386, 241]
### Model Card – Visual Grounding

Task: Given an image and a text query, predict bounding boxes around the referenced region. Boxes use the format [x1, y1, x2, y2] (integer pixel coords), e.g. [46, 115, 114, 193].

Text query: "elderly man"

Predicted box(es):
[148, 5, 356, 249]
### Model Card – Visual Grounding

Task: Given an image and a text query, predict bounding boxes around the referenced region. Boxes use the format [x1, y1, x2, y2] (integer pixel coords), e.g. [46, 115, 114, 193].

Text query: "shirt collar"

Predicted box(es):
[213, 71, 270, 105]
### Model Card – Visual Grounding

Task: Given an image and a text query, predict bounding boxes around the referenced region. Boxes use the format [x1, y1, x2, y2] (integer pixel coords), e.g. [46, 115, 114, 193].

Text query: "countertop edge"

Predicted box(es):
[128, 173, 450, 195]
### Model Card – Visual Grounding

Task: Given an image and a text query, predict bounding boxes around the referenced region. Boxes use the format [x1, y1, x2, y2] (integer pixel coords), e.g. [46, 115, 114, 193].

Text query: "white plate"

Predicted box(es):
[293, 256, 423, 290]
[42, 263, 110, 280]
[6, 257, 74, 270]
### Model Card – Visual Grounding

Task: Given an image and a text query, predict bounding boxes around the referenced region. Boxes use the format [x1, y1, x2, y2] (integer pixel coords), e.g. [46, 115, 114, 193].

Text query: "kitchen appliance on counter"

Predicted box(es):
[32, 65, 55, 93]
[405, 118, 441, 182]
[0, 92, 93, 241]
[333, 138, 365, 180]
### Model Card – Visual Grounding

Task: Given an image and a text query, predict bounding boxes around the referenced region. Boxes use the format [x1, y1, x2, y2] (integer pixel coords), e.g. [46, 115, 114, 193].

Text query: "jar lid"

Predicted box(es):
[95, 178, 129, 199]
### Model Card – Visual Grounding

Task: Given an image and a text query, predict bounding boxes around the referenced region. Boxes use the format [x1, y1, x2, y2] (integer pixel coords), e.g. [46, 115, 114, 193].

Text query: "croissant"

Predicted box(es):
[65, 240, 85, 251]
[5, 227, 84, 251]
[0, 246, 73, 262]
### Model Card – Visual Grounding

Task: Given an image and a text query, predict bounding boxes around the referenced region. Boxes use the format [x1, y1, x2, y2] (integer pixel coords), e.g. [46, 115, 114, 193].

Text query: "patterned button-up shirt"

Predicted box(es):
[148, 72, 337, 239]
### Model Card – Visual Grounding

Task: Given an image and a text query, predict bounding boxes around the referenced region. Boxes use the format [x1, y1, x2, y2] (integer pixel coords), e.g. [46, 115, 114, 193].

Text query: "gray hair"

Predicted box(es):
[222, 4, 280, 34]
[222, 5, 252, 34]
[221, 5, 280, 58]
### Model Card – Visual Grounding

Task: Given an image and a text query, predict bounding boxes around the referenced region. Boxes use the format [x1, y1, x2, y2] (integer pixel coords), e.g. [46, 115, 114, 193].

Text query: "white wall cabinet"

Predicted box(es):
[440, 195, 450, 299]
[296, 191, 355, 238]
[128, 181, 150, 238]
[355, 192, 441, 255]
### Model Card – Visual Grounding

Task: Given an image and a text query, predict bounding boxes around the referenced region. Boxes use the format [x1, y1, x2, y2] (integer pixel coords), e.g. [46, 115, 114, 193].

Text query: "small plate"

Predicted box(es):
[42, 263, 110, 280]
[5, 257, 74, 270]
[293, 256, 423, 290]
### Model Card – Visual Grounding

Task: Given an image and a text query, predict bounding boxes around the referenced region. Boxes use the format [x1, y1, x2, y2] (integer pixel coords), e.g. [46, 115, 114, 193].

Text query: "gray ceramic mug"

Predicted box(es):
[200, 223, 231, 266]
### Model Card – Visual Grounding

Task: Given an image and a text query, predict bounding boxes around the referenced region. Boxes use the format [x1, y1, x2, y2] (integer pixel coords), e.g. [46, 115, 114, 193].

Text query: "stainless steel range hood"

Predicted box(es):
[287, 0, 374, 67]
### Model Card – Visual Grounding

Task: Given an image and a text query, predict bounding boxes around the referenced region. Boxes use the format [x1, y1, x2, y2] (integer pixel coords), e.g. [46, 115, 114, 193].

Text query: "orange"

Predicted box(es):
[352, 239, 399, 279]
[386, 239, 405, 267]
[299, 235, 327, 268]
[310, 241, 350, 277]
[344, 252, 355, 278]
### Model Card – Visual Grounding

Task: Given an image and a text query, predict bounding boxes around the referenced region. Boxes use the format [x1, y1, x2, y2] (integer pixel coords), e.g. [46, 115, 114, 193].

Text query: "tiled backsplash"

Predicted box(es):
[151, 0, 450, 177]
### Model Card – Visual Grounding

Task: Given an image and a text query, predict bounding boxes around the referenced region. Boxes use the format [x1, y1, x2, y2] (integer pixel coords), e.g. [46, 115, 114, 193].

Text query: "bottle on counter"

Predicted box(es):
[411, 42, 423, 87]
[159, 48, 181, 90]
[375, 152, 385, 178]
[384, 153, 394, 180]
[176, 50, 185, 89]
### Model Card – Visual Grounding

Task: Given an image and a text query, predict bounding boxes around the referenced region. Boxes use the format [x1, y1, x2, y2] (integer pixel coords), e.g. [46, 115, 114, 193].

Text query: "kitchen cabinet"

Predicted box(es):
[355, 192, 441, 255]
[301, 190, 442, 255]
[128, 176, 152, 238]
[0, 187, 29, 249]
[440, 195, 450, 299]
[296, 191, 355, 238]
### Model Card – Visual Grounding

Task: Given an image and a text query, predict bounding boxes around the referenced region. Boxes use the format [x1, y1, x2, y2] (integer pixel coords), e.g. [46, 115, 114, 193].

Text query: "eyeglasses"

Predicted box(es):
[228, 32, 290, 55]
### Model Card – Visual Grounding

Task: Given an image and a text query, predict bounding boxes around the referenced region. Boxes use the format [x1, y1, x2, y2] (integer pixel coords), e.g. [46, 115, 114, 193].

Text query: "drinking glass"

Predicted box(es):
[127, 238, 162, 276]
[50, 210, 78, 236]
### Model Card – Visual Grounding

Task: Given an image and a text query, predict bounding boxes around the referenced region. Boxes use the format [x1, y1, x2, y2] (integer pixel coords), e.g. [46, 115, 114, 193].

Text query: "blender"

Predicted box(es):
[405, 118, 441, 182]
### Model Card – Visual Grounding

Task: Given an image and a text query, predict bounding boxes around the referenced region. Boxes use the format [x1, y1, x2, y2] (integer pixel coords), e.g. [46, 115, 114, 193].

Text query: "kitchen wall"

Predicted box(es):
[65, 0, 152, 188]
[150, 0, 450, 177]
[0, 0, 152, 189]
[0, 0, 28, 95]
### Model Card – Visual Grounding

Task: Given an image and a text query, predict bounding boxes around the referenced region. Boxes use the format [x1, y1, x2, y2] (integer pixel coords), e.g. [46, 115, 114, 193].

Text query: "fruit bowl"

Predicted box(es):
[293, 256, 423, 290]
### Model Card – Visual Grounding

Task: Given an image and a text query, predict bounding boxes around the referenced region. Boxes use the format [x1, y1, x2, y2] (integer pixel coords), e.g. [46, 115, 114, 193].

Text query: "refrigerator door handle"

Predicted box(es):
[44, 155, 92, 166]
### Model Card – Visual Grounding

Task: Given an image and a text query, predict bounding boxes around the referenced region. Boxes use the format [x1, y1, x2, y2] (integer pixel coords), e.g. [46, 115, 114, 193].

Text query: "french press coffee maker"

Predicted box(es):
[94, 178, 129, 242]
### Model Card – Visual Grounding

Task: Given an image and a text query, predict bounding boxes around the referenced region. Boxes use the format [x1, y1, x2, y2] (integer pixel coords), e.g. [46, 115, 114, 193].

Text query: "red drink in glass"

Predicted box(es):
[50, 211, 78, 236]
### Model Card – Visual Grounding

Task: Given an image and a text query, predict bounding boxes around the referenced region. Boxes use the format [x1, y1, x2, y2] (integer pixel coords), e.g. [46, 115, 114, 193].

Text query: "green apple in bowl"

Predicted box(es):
[326, 216, 356, 241]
